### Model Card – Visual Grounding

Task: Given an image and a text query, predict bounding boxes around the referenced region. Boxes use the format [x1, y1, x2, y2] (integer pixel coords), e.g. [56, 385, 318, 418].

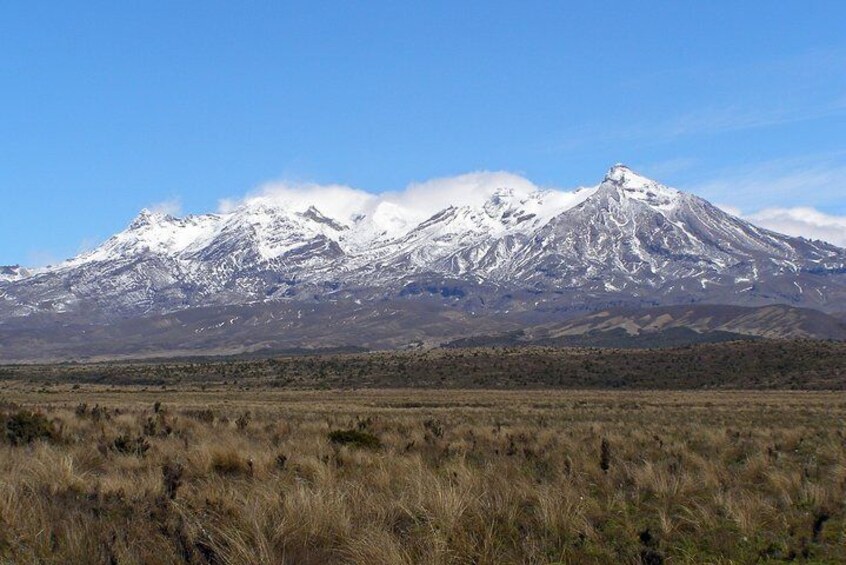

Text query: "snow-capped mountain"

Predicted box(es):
[1, 164, 845, 359]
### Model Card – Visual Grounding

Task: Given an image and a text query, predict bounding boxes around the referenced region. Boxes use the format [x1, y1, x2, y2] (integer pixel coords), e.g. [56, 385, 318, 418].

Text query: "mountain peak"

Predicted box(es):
[603, 164, 651, 188]
[129, 208, 172, 229]
[601, 164, 681, 209]
[485, 187, 518, 208]
[300, 205, 348, 231]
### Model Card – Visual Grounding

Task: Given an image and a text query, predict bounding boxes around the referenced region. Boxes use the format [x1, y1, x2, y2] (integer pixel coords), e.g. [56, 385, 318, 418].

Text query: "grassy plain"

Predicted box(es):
[0, 382, 844, 563]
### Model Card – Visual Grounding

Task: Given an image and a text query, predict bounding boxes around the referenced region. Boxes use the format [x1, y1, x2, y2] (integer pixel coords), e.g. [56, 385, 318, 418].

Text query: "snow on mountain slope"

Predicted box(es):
[603, 163, 682, 209]
[47, 174, 597, 273]
[507, 168, 841, 293]
[353, 186, 598, 277]
[65, 210, 223, 266]
[0, 265, 32, 283]
[2, 165, 845, 323]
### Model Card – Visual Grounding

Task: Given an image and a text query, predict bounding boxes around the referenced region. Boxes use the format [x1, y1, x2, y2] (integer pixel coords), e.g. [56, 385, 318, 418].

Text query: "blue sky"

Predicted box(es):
[2, 1, 845, 265]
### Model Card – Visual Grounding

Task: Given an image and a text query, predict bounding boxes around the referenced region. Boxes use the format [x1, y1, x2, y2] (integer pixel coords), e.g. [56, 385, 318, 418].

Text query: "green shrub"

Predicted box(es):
[327, 428, 381, 449]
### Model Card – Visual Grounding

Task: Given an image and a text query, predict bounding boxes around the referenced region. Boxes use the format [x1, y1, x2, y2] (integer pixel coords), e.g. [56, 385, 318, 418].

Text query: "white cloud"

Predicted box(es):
[384, 171, 542, 214]
[216, 171, 565, 234]
[744, 207, 846, 248]
[148, 198, 182, 216]
[218, 182, 374, 217]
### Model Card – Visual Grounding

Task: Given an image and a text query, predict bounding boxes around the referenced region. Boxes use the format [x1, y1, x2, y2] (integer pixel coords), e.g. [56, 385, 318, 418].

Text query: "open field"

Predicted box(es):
[1, 386, 845, 563]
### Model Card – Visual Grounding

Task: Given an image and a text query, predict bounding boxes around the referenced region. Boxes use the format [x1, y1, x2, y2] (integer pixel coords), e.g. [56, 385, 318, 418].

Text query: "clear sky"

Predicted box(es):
[2, 1, 845, 265]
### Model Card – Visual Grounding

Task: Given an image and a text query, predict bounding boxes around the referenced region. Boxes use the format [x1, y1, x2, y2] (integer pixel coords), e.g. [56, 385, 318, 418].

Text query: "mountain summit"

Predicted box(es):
[1, 165, 845, 358]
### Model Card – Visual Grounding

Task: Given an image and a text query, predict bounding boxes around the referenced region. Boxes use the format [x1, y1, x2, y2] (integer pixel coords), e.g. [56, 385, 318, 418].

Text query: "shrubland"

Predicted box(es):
[0, 386, 844, 563]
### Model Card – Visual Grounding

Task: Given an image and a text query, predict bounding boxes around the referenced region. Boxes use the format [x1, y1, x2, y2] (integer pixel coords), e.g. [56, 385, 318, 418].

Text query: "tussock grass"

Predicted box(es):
[0, 388, 844, 563]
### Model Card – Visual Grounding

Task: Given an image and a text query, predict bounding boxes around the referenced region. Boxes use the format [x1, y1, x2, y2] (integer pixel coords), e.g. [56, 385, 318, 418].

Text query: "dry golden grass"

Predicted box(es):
[0, 386, 844, 563]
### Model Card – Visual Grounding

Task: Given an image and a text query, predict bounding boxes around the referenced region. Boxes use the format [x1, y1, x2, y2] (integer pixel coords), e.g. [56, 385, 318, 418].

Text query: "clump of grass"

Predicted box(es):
[4, 410, 56, 445]
[235, 411, 251, 431]
[143, 411, 173, 438]
[210, 447, 250, 475]
[328, 428, 381, 449]
[162, 460, 184, 499]
[184, 408, 215, 423]
[90, 403, 107, 423]
[424, 417, 445, 438]
[600, 437, 611, 472]
[74, 402, 88, 418]
[111, 434, 150, 457]
[143, 416, 158, 436]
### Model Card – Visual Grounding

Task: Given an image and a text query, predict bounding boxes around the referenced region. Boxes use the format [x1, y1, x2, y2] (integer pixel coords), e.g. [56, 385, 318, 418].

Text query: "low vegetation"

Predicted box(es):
[328, 428, 382, 449]
[3, 409, 56, 445]
[1, 339, 845, 390]
[0, 387, 844, 563]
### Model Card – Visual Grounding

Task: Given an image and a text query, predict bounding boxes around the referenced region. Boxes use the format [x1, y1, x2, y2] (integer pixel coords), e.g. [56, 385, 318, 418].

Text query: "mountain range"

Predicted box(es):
[2, 164, 845, 360]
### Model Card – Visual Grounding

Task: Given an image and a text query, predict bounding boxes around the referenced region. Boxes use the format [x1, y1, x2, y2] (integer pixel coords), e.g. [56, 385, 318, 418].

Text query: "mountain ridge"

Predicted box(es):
[2, 164, 845, 359]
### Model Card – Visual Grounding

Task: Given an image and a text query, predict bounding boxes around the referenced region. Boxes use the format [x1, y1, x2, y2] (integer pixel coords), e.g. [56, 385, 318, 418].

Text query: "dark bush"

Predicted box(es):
[275, 453, 288, 470]
[600, 437, 611, 472]
[90, 404, 107, 423]
[327, 428, 381, 449]
[5, 410, 55, 445]
[424, 418, 445, 439]
[162, 461, 184, 500]
[184, 409, 215, 424]
[235, 411, 251, 431]
[143, 417, 158, 437]
[111, 434, 151, 457]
